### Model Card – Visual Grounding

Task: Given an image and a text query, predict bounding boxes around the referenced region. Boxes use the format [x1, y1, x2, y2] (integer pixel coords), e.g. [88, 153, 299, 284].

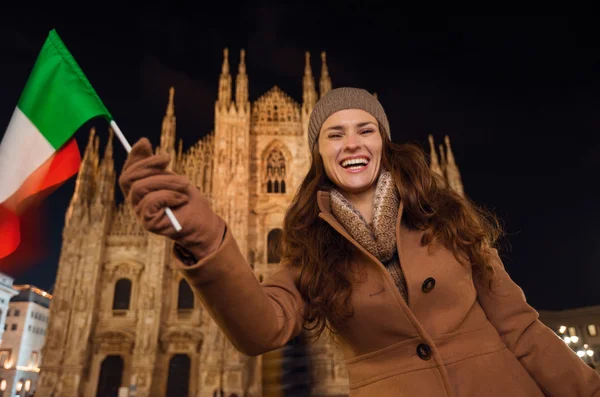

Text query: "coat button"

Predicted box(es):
[422, 277, 436, 293]
[416, 343, 432, 360]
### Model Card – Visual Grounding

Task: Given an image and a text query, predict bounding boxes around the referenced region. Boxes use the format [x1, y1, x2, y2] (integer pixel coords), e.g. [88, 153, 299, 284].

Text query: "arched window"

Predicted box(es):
[96, 355, 123, 397]
[177, 279, 194, 310]
[265, 149, 286, 194]
[112, 278, 132, 310]
[166, 354, 191, 397]
[267, 229, 283, 264]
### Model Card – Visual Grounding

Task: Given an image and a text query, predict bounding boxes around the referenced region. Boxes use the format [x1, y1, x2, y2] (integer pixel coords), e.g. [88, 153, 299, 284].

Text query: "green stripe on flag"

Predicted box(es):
[17, 29, 112, 150]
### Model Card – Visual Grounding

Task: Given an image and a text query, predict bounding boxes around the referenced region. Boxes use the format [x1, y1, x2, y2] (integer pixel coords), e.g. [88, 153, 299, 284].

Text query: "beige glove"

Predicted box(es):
[119, 138, 225, 260]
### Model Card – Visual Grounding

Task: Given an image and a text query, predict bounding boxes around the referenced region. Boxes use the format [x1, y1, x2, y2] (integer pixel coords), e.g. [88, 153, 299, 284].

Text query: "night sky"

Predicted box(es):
[1, 11, 599, 311]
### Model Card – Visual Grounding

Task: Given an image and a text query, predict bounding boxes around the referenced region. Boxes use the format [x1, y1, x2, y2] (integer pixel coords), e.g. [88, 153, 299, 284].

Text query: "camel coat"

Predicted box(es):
[174, 191, 600, 396]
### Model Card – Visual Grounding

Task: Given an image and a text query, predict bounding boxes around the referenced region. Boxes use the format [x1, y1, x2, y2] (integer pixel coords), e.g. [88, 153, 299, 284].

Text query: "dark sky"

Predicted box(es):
[1, 10, 599, 311]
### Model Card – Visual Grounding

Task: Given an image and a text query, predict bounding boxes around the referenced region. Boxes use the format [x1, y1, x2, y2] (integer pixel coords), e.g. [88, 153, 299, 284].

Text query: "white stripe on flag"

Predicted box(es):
[0, 107, 55, 203]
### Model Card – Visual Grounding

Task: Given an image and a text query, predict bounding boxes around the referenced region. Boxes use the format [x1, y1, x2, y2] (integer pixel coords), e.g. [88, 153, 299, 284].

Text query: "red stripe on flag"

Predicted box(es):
[39, 138, 81, 192]
[0, 138, 80, 261]
[0, 204, 20, 258]
[0, 204, 49, 276]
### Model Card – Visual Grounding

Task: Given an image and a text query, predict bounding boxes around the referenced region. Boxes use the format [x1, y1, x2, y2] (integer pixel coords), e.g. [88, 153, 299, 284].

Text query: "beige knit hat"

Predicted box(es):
[308, 87, 391, 152]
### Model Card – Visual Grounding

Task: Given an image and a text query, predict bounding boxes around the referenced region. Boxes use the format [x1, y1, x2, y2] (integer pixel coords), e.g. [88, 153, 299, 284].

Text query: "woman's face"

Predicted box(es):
[318, 109, 383, 195]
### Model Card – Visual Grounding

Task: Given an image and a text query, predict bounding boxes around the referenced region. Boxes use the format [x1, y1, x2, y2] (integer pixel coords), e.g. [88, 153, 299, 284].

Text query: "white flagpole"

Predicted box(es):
[110, 120, 183, 232]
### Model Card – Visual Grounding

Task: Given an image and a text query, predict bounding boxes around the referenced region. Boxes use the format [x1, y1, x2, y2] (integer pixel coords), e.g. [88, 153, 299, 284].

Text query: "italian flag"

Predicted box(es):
[0, 29, 111, 259]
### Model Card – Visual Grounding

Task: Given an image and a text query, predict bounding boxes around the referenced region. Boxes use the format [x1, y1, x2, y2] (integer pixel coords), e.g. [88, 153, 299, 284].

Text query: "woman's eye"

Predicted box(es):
[328, 133, 342, 138]
[361, 129, 374, 134]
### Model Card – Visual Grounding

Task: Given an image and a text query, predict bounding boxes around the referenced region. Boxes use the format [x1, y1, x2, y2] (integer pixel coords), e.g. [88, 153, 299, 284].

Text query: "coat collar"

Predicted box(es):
[316, 188, 410, 308]
[316, 188, 405, 261]
[317, 190, 332, 214]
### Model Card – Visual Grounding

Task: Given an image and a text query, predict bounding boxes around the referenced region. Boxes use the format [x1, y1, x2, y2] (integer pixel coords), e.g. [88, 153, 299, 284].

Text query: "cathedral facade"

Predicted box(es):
[36, 49, 463, 397]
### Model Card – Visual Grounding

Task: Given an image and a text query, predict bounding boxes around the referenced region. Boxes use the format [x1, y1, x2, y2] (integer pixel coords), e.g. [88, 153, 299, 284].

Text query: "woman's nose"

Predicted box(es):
[344, 133, 361, 150]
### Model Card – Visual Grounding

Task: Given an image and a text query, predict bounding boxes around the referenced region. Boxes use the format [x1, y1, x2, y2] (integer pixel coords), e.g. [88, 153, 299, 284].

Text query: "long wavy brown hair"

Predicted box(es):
[281, 126, 503, 339]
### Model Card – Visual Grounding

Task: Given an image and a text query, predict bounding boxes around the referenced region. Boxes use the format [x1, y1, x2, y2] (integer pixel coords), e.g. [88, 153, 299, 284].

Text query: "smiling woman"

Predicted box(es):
[318, 109, 383, 223]
[118, 87, 600, 397]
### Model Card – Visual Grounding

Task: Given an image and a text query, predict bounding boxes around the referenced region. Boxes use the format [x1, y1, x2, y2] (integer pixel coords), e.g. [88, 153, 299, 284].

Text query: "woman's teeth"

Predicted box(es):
[347, 164, 366, 170]
[341, 158, 369, 168]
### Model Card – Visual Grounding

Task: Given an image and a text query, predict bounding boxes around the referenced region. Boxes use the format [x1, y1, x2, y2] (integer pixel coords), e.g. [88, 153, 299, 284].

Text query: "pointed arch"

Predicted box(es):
[267, 228, 283, 264]
[96, 355, 124, 397]
[261, 140, 292, 194]
[177, 279, 194, 310]
[166, 354, 191, 397]
[112, 278, 132, 310]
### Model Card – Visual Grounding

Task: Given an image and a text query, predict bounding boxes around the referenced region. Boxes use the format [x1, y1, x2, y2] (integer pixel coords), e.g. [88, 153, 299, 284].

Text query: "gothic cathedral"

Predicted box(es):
[36, 50, 463, 397]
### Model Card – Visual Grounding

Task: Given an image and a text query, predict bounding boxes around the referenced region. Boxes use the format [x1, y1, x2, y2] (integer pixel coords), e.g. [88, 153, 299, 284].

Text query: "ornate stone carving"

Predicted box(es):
[106, 260, 144, 282]
[428, 135, 465, 196]
[261, 140, 293, 195]
[251, 86, 302, 130]
[108, 203, 147, 238]
[178, 133, 214, 197]
[93, 329, 136, 354]
[160, 327, 204, 354]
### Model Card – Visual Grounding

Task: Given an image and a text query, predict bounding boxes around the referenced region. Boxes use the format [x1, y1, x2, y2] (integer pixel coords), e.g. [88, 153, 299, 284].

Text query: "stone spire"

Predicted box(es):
[66, 128, 99, 225]
[159, 87, 176, 161]
[439, 143, 447, 177]
[166, 86, 175, 117]
[98, 128, 114, 180]
[218, 48, 232, 109]
[302, 51, 318, 113]
[235, 49, 249, 112]
[94, 128, 115, 205]
[175, 138, 184, 173]
[428, 134, 443, 180]
[83, 127, 97, 163]
[443, 135, 464, 195]
[93, 134, 99, 165]
[71, 128, 99, 205]
[319, 51, 332, 98]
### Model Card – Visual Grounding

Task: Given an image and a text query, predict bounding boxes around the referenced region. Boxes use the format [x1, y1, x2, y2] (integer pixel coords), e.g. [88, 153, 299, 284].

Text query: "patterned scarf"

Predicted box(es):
[330, 171, 408, 303]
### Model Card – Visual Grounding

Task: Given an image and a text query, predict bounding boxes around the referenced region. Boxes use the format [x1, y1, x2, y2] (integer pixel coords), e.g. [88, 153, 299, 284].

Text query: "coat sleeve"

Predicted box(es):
[474, 249, 600, 397]
[172, 224, 306, 356]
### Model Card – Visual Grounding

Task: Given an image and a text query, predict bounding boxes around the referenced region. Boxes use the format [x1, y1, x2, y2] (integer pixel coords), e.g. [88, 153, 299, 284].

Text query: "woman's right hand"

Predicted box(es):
[118, 137, 225, 259]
